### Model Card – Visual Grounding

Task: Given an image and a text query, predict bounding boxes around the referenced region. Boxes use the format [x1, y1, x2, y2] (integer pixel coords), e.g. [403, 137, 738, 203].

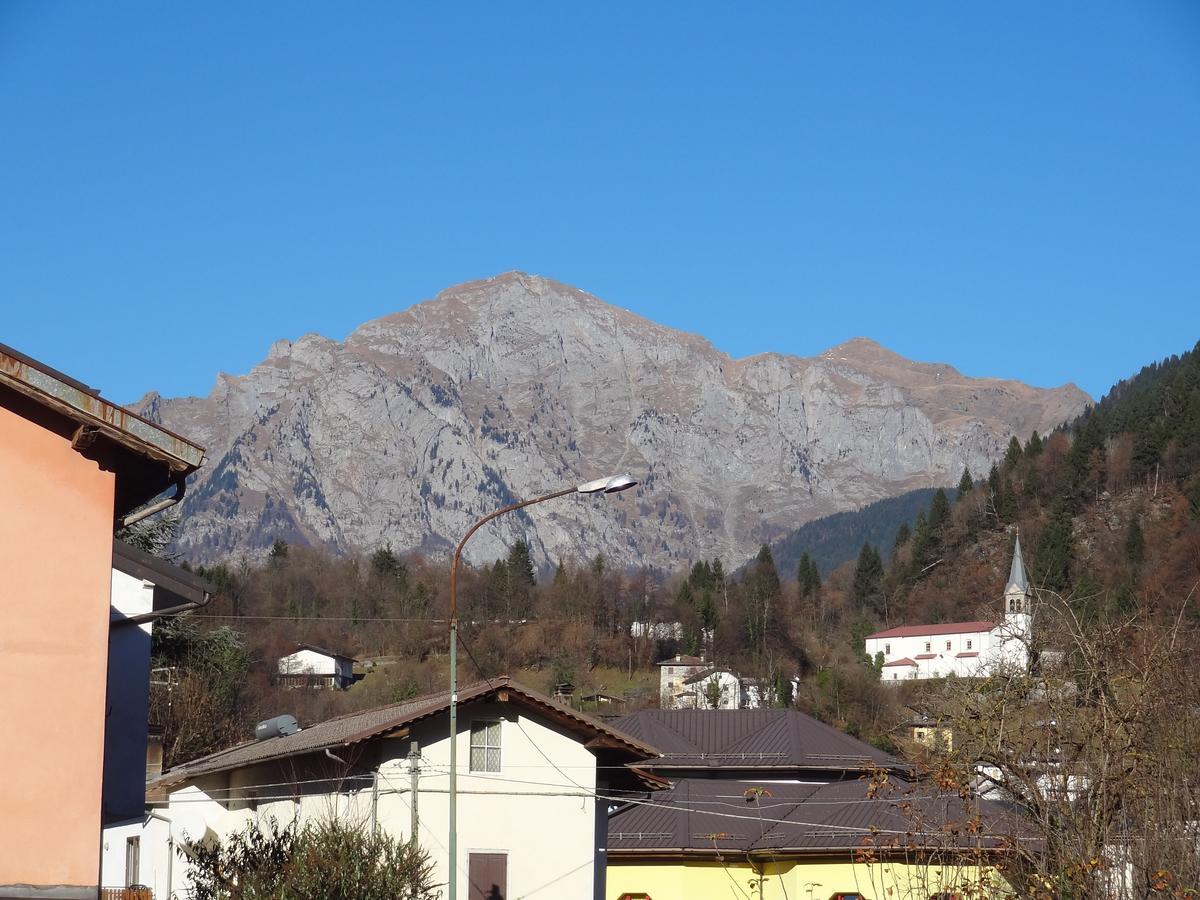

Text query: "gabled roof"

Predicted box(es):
[882, 657, 919, 667]
[608, 776, 1011, 856]
[867, 620, 996, 639]
[610, 709, 898, 773]
[681, 666, 739, 686]
[154, 677, 661, 788]
[657, 654, 705, 667]
[290, 642, 358, 663]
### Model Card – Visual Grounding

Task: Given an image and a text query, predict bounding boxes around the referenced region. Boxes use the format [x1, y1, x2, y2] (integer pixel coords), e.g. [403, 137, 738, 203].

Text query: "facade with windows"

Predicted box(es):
[127, 678, 659, 900]
[866, 537, 1033, 681]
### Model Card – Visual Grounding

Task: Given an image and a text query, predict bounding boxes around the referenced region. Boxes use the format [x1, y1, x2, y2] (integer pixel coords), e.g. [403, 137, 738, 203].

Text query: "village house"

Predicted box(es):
[605, 708, 1010, 899]
[0, 343, 205, 900]
[865, 537, 1033, 681]
[276, 642, 360, 690]
[101, 540, 213, 891]
[125, 677, 661, 900]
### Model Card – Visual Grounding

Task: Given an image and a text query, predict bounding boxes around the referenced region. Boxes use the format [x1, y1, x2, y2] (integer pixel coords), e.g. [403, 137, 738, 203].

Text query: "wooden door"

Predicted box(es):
[468, 852, 507, 900]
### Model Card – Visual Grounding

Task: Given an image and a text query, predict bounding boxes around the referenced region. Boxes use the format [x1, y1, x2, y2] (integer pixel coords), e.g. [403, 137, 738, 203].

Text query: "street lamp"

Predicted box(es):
[445, 472, 638, 900]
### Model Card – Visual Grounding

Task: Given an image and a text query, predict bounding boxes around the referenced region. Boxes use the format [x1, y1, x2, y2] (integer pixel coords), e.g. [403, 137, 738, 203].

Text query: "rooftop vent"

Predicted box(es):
[255, 714, 300, 741]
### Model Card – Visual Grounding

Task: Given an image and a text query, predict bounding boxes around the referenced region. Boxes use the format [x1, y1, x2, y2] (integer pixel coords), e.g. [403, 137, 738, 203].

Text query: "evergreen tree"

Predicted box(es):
[506, 540, 536, 587]
[928, 488, 952, 533]
[797, 552, 821, 598]
[957, 467, 974, 499]
[1025, 430, 1044, 457]
[268, 538, 289, 567]
[1004, 435, 1024, 468]
[1035, 501, 1075, 592]
[851, 543, 885, 617]
[1125, 517, 1145, 571]
[893, 522, 911, 549]
[744, 545, 781, 657]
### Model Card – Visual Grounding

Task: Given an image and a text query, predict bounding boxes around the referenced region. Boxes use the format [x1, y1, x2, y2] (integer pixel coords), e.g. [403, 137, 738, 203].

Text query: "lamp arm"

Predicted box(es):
[448, 484, 578, 620]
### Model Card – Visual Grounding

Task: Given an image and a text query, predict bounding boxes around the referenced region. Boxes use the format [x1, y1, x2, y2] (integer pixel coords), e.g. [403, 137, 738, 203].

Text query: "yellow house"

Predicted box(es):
[605, 710, 1011, 900]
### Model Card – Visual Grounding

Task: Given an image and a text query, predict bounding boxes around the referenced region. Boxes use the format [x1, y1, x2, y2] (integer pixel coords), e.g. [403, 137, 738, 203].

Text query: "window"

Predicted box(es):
[945, 640, 952, 651]
[884, 643, 891, 655]
[468, 852, 507, 900]
[924, 641, 931, 652]
[831, 894, 869, 900]
[470, 720, 501, 772]
[966, 639, 972, 650]
[125, 837, 140, 887]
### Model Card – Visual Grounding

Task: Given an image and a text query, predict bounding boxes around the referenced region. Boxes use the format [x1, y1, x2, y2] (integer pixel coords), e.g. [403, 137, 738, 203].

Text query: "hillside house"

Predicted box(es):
[866, 537, 1033, 681]
[276, 642, 359, 690]
[605, 709, 1011, 899]
[125, 677, 661, 900]
[0, 343, 205, 900]
[657, 652, 708, 706]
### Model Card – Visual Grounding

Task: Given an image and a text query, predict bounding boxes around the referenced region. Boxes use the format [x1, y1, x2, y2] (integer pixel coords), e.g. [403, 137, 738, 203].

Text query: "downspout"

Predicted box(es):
[113, 590, 212, 627]
[146, 810, 174, 900]
[117, 477, 187, 530]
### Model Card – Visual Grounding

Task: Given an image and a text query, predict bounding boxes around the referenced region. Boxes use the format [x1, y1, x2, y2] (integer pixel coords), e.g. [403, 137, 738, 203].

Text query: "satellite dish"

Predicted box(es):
[169, 811, 209, 845]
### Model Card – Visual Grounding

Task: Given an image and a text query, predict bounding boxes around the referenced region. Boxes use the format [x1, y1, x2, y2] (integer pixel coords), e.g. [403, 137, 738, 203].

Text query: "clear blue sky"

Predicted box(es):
[3, 2, 1199, 403]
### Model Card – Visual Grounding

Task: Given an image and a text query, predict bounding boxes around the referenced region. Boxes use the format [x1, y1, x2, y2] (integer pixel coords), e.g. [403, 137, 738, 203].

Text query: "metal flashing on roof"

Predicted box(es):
[0, 343, 205, 472]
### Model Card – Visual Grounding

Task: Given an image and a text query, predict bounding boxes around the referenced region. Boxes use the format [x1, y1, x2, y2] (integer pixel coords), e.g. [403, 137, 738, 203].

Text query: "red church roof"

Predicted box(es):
[867, 620, 996, 640]
[881, 657, 918, 668]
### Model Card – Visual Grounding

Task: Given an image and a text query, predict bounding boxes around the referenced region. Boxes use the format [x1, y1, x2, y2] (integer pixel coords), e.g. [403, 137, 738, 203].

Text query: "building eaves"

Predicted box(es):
[0, 343, 204, 473]
[112, 539, 213, 608]
[153, 676, 662, 789]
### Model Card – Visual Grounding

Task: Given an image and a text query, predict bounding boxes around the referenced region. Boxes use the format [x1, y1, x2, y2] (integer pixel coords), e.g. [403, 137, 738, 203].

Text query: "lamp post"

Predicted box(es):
[445, 472, 638, 900]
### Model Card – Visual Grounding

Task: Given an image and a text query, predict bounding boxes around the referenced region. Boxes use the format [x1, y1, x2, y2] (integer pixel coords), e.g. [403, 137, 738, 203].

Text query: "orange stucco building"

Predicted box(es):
[0, 345, 204, 900]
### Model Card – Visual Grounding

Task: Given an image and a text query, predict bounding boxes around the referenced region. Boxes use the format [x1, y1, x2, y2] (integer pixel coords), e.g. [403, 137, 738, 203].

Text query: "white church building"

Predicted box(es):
[866, 537, 1033, 681]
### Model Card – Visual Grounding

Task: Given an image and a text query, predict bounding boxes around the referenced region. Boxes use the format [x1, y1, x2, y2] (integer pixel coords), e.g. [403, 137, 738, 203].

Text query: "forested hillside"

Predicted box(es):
[767, 487, 942, 577]
[148, 340, 1200, 770]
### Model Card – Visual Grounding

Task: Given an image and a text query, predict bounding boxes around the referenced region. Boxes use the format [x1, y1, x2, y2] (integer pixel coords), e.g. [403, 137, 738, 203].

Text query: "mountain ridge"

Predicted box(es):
[134, 272, 1091, 568]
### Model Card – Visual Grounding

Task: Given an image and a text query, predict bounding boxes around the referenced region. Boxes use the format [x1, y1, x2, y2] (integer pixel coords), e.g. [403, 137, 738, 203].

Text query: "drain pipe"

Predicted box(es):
[117, 477, 186, 530]
[146, 810, 174, 899]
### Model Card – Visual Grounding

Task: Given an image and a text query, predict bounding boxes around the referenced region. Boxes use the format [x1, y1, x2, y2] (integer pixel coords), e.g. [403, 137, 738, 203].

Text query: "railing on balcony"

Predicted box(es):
[101, 888, 153, 900]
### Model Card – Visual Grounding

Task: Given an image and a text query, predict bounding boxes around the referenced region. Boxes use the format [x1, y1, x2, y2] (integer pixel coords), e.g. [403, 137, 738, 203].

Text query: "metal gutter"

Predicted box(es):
[0, 343, 205, 472]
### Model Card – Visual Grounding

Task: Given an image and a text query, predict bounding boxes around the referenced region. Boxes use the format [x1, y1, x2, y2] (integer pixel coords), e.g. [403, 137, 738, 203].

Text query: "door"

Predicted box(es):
[468, 852, 507, 900]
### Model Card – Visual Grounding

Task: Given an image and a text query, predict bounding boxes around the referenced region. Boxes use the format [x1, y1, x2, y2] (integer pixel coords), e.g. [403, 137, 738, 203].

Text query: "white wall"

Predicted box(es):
[147, 702, 603, 900]
[278, 648, 339, 676]
[101, 816, 170, 894]
[868, 628, 994, 681]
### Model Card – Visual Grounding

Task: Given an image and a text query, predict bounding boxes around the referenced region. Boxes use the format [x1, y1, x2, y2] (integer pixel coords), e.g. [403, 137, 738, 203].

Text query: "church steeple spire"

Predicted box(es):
[1007, 534, 1029, 595]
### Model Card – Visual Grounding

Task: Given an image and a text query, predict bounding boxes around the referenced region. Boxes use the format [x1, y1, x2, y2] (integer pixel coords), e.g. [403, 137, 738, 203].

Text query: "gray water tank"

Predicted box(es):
[255, 714, 300, 741]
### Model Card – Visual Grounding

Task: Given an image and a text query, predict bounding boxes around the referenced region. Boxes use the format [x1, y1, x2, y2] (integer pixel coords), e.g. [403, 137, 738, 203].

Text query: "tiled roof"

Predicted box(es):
[154, 677, 659, 788]
[956, 651, 980, 658]
[867, 620, 996, 639]
[657, 655, 706, 667]
[882, 657, 918, 667]
[610, 709, 898, 773]
[914, 653, 937, 660]
[293, 642, 358, 662]
[608, 776, 1011, 855]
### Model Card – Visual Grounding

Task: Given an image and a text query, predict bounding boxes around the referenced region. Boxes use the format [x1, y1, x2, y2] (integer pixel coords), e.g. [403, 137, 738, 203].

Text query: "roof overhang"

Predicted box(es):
[0, 343, 205, 514]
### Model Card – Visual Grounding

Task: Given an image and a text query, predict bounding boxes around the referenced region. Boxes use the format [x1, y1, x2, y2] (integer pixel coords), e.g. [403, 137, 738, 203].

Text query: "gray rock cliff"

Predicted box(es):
[135, 272, 1091, 569]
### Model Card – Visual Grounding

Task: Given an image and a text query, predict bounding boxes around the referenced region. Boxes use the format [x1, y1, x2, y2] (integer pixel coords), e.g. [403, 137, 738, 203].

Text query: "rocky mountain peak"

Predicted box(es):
[135, 274, 1092, 569]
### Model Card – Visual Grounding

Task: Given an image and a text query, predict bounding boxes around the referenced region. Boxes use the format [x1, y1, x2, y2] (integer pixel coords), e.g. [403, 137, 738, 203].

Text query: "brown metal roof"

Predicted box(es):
[608, 776, 1011, 856]
[154, 677, 661, 788]
[867, 620, 996, 639]
[610, 709, 899, 774]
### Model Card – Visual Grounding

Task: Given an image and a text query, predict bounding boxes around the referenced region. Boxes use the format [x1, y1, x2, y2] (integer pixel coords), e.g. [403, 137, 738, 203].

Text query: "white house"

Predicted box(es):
[119, 677, 660, 900]
[676, 667, 742, 709]
[276, 642, 358, 690]
[866, 536, 1033, 681]
[657, 653, 709, 707]
[101, 539, 212, 893]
